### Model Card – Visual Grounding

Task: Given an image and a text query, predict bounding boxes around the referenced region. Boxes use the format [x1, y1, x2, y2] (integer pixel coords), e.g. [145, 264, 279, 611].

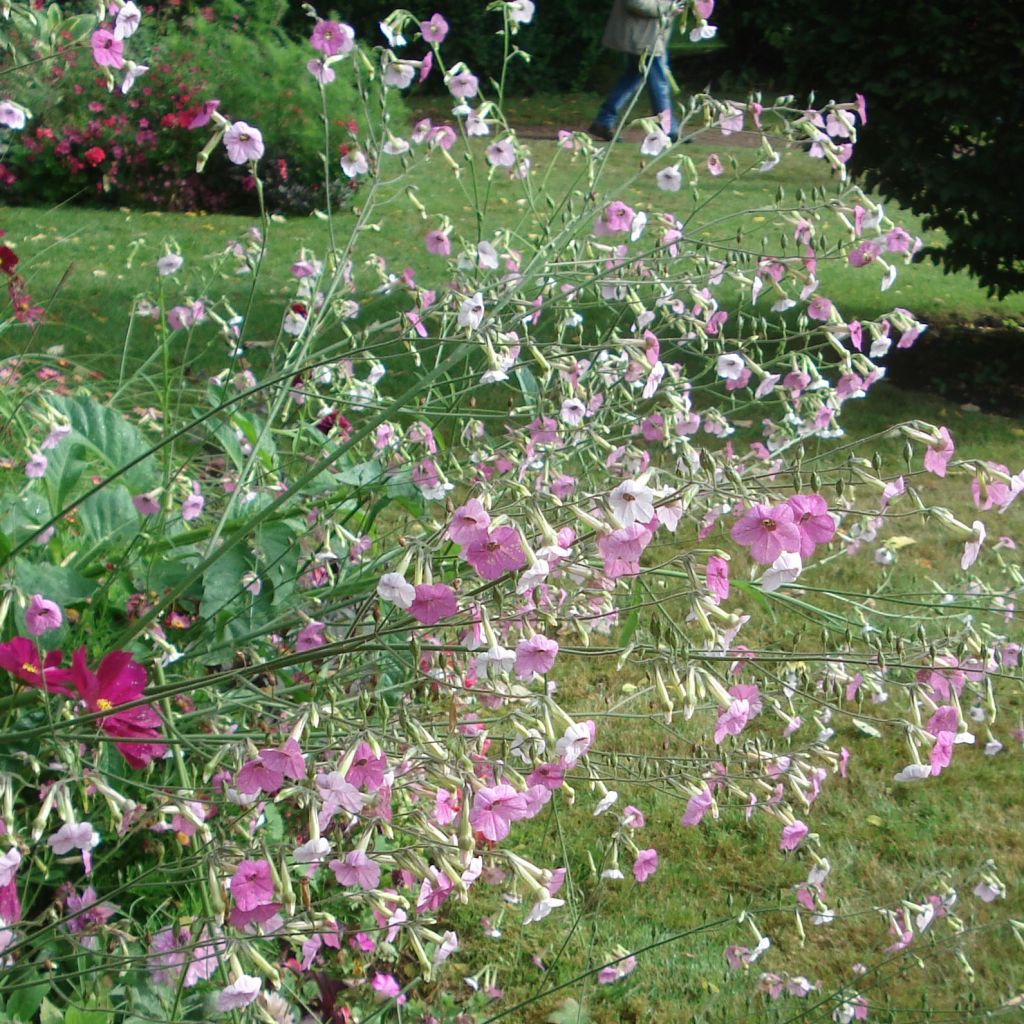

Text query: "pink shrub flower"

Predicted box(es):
[470, 784, 529, 841]
[25, 594, 62, 635]
[730, 504, 801, 565]
[514, 634, 559, 678]
[408, 584, 458, 625]
[463, 525, 527, 580]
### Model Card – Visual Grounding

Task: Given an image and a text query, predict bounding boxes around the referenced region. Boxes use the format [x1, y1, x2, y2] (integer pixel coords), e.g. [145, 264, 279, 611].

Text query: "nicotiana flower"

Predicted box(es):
[223, 122, 265, 165]
[420, 13, 449, 43]
[731, 504, 802, 565]
[310, 19, 354, 56]
[377, 572, 415, 609]
[216, 975, 262, 1012]
[470, 784, 529, 841]
[25, 594, 62, 635]
[458, 291, 485, 330]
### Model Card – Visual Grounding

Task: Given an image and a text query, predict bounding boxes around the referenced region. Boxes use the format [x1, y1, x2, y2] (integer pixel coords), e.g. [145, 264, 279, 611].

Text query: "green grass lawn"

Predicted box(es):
[3, 123, 1023, 386]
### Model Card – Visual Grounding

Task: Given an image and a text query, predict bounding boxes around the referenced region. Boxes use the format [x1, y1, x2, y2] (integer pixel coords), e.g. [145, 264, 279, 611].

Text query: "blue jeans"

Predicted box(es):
[594, 53, 677, 139]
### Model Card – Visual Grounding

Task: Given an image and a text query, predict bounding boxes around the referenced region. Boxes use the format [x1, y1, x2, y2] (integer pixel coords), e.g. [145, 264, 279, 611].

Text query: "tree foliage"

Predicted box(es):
[716, 0, 1024, 298]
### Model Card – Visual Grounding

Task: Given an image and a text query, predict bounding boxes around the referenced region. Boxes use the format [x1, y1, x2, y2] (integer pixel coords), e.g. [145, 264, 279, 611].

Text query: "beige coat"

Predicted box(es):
[601, 0, 675, 57]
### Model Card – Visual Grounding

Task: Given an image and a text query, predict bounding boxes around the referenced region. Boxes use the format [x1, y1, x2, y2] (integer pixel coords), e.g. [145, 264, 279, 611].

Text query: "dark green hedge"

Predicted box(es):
[713, 1, 1024, 298]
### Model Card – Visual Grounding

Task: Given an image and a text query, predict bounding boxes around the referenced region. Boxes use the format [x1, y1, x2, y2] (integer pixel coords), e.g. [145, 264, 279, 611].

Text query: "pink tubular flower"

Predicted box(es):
[449, 498, 491, 545]
[730, 503, 802, 565]
[923, 427, 954, 477]
[424, 229, 451, 256]
[310, 19, 354, 56]
[447, 71, 479, 99]
[597, 522, 655, 578]
[330, 850, 381, 890]
[216, 975, 261, 1012]
[594, 200, 635, 237]
[230, 859, 274, 912]
[714, 699, 751, 744]
[295, 620, 326, 653]
[706, 555, 730, 603]
[463, 525, 527, 580]
[25, 452, 47, 478]
[514, 634, 559, 678]
[681, 785, 714, 827]
[408, 583, 458, 625]
[91, 29, 124, 69]
[779, 820, 809, 851]
[420, 13, 449, 43]
[224, 121, 264, 165]
[633, 848, 659, 883]
[25, 594, 62, 636]
[470, 784, 529, 842]
[786, 494, 836, 558]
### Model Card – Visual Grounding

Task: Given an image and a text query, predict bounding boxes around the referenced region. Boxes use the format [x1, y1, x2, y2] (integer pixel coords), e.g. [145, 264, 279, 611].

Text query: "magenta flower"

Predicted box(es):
[132, 491, 160, 516]
[25, 594, 62, 636]
[470, 783, 529, 842]
[514, 635, 559, 678]
[420, 13, 449, 42]
[91, 29, 124, 69]
[633, 848, 659, 883]
[463, 525, 527, 580]
[223, 121, 264, 165]
[779, 820, 809, 851]
[929, 731, 955, 776]
[730, 503, 801, 565]
[681, 785, 714, 827]
[372, 973, 402, 1001]
[63, 647, 166, 768]
[310, 19, 354, 56]
[408, 583, 458, 625]
[330, 850, 380, 890]
[786, 494, 836, 558]
[230, 859, 274, 912]
[181, 488, 204, 522]
[706, 555, 730, 603]
[923, 426, 954, 477]
[0, 636, 69, 690]
[188, 99, 219, 129]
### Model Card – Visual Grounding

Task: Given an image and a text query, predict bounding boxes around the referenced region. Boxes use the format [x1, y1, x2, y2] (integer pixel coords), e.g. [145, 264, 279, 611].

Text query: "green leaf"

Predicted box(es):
[48, 394, 157, 492]
[39, 997, 63, 1024]
[65, 1005, 110, 1024]
[5, 968, 49, 1022]
[339, 460, 385, 487]
[262, 801, 284, 844]
[15, 558, 97, 604]
[546, 998, 592, 1024]
[78, 485, 140, 548]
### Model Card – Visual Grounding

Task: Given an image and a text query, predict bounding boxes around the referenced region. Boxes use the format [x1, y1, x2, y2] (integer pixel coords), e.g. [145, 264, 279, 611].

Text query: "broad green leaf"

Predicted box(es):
[78, 484, 140, 548]
[5, 967, 49, 1022]
[339, 460, 385, 487]
[15, 558, 97, 604]
[48, 394, 157, 492]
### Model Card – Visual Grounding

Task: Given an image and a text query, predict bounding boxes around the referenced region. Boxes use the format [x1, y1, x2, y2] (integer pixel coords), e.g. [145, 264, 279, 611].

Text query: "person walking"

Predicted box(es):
[590, 0, 679, 142]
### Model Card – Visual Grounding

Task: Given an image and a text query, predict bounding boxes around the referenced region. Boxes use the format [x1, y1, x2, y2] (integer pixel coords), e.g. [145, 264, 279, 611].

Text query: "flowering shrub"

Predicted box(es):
[1, 10, 372, 213]
[0, 2, 1022, 1022]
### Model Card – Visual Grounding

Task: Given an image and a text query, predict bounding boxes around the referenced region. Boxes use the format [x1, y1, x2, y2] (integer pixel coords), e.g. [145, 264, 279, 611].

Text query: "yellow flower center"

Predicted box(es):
[96, 698, 114, 711]
[22, 662, 39, 675]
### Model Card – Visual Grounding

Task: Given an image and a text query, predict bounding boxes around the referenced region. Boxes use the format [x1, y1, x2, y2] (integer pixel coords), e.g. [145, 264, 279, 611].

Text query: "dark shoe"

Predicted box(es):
[588, 121, 614, 142]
